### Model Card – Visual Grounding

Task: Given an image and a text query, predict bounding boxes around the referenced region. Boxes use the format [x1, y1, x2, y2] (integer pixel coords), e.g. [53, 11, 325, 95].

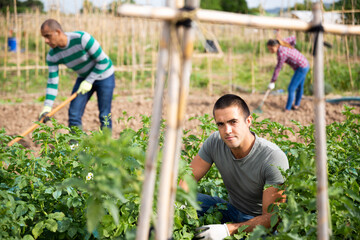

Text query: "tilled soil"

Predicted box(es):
[1, 90, 359, 151]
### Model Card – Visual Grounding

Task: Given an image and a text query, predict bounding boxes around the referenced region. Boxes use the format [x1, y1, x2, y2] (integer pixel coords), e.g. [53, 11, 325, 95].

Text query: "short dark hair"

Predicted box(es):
[41, 19, 63, 32]
[213, 94, 250, 120]
[267, 39, 280, 47]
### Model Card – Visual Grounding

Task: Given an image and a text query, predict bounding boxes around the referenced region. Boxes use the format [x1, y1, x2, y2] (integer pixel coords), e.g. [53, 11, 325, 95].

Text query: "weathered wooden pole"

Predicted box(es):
[135, 11, 171, 240]
[312, 3, 330, 240]
[156, 0, 182, 237]
[167, 0, 198, 236]
[118, 4, 360, 35]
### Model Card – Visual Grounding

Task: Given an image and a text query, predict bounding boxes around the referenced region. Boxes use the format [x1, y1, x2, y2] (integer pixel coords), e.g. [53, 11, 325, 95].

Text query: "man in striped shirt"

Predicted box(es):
[267, 35, 309, 111]
[39, 19, 115, 131]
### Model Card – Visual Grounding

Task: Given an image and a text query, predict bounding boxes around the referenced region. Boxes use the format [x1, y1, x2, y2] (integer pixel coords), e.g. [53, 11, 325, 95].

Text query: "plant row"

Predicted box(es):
[0, 106, 359, 239]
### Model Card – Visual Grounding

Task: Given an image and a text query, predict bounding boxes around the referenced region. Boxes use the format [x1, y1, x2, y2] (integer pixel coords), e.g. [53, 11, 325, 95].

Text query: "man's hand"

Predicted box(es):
[194, 224, 230, 240]
[268, 82, 275, 90]
[77, 81, 92, 95]
[39, 106, 52, 123]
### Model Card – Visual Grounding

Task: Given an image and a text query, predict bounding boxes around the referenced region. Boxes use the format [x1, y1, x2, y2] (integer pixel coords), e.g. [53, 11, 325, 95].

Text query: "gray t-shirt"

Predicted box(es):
[198, 131, 289, 216]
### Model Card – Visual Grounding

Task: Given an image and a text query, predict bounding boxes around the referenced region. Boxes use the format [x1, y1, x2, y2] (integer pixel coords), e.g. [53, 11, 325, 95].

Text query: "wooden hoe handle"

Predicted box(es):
[7, 93, 78, 147]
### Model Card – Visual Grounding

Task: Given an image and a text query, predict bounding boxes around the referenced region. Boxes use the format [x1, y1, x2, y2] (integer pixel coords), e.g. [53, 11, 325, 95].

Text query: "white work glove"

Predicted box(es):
[194, 224, 230, 240]
[77, 81, 92, 94]
[268, 82, 275, 90]
[39, 106, 52, 122]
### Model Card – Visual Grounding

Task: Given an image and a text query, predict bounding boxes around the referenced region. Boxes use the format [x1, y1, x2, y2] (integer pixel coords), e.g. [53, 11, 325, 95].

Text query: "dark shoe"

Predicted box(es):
[291, 105, 299, 110]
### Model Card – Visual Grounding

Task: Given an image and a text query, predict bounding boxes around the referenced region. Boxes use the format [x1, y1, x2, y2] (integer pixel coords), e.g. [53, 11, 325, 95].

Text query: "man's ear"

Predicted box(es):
[55, 29, 62, 36]
[246, 115, 253, 127]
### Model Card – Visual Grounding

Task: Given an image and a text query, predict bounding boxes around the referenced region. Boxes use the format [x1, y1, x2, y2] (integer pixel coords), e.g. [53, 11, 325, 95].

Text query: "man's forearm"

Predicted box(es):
[226, 213, 272, 235]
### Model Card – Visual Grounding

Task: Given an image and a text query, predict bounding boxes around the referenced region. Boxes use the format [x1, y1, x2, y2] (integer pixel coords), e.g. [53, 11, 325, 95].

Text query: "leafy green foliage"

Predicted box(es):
[200, 0, 248, 13]
[0, 0, 44, 14]
[0, 106, 359, 239]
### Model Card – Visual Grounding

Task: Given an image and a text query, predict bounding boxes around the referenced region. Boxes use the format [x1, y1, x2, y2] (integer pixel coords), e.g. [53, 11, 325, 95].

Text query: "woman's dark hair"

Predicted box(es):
[267, 39, 280, 46]
[213, 94, 250, 120]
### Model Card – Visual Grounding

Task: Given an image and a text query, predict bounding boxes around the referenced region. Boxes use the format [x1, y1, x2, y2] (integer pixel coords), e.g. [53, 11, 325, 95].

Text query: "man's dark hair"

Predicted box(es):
[267, 39, 280, 46]
[41, 19, 63, 32]
[213, 94, 250, 120]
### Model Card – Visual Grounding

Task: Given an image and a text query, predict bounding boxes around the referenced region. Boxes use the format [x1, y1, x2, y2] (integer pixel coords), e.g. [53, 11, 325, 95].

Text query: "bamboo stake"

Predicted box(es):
[156, 0, 184, 237]
[131, 18, 136, 95]
[342, 5, 354, 89]
[251, 50, 255, 93]
[324, 34, 331, 78]
[3, 6, 9, 80]
[117, 17, 122, 66]
[25, 24, 29, 87]
[14, 0, 21, 79]
[56, 0, 60, 21]
[156, 27, 181, 240]
[35, 8, 39, 78]
[228, 47, 233, 92]
[330, 34, 335, 60]
[167, 0, 197, 236]
[258, 29, 263, 72]
[151, 45, 156, 94]
[139, 18, 146, 77]
[135, 17, 171, 240]
[344, 35, 354, 88]
[18, 20, 23, 80]
[117, 4, 360, 35]
[207, 57, 212, 95]
[328, 9, 360, 13]
[42, 34, 45, 74]
[336, 35, 340, 62]
[351, 0, 357, 61]
[312, 3, 330, 240]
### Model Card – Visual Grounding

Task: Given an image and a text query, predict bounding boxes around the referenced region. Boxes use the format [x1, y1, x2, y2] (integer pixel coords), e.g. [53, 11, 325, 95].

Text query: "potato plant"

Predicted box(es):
[0, 106, 359, 239]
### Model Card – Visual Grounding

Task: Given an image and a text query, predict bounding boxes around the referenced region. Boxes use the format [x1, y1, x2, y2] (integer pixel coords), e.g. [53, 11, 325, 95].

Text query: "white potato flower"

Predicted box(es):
[86, 172, 94, 181]
[70, 143, 79, 150]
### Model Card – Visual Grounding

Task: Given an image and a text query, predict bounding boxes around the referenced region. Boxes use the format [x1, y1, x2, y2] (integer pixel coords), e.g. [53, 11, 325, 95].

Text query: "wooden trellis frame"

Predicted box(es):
[118, 1, 360, 240]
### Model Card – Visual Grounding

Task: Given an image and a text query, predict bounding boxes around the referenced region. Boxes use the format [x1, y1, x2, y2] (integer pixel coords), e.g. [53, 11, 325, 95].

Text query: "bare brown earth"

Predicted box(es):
[1, 89, 359, 151]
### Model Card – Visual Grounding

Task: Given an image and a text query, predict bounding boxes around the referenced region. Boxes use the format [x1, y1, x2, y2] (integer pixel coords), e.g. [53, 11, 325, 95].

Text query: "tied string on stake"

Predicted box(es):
[174, 6, 197, 29]
[169, 6, 197, 63]
[307, 24, 325, 56]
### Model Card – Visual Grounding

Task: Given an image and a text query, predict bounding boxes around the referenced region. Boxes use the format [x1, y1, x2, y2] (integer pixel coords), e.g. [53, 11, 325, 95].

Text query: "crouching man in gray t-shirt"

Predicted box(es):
[181, 94, 289, 240]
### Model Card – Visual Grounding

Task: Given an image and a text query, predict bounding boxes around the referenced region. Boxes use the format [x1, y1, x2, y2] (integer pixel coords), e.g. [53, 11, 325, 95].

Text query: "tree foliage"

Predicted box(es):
[200, 0, 248, 13]
[0, 0, 43, 14]
[220, 0, 248, 13]
[200, 0, 222, 11]
[330, 0, 360, 24]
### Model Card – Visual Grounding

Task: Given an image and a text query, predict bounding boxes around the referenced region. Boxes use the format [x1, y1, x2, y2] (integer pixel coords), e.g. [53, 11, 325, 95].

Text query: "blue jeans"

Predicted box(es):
[69, 74, 115, 129]
[197, 193, 254, 224]
[286, 65, 309, 110]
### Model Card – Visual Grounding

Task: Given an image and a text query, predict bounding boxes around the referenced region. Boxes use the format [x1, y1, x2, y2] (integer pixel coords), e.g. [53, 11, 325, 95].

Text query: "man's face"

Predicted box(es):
[214, 105, 252, 150]
[41, 25, 60, 48]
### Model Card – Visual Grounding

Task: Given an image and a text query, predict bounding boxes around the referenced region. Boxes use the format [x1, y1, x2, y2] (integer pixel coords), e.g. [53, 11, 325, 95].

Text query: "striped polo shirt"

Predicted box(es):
[44, 31, 114, 108]
[271, 36, 309, 83]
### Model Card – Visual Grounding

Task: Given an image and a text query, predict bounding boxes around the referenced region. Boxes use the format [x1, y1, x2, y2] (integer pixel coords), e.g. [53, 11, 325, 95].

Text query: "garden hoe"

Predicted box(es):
[253, 89, 271, 114]
[7, 92, 78, 147]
